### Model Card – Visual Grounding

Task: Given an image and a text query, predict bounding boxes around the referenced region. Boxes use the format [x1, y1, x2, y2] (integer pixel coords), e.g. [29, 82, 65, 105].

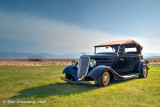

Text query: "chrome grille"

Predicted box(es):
[77, 56, 90, 80]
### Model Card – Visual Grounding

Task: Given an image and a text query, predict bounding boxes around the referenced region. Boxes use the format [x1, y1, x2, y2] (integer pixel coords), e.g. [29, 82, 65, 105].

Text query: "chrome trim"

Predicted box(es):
[77, 55, 90, 80]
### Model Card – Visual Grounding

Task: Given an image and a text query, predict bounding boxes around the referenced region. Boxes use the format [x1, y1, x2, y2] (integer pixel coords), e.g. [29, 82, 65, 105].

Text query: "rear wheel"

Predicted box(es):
[96, 71, 110, 87]
[139, 64, 148, 78]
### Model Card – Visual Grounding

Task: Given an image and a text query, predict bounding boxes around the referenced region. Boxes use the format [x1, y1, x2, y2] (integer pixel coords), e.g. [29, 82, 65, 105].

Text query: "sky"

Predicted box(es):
[0, 0, 160, 55]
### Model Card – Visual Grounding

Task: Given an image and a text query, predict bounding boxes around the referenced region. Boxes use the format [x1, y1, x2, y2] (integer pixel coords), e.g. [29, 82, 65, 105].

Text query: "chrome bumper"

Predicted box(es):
[60, 76, 92, 85]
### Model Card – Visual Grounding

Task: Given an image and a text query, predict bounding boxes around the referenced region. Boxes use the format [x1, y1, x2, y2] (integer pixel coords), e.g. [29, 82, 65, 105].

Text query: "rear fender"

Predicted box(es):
[138, 60, 149, 72]
[62, 65, 78, 80]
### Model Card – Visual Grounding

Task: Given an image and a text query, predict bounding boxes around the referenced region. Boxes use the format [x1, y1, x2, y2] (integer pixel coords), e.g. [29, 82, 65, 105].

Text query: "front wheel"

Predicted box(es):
[96, 71, 110, 87]
[139, 64, 148, 78]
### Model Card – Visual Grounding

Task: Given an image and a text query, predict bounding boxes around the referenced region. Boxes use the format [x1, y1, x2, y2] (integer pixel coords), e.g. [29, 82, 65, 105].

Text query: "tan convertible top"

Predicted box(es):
[95, 39, 143, 48]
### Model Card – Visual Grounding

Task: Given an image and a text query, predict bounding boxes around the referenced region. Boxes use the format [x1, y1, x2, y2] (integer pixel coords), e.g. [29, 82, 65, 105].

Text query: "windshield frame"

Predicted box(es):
[94, 45, 120, 55]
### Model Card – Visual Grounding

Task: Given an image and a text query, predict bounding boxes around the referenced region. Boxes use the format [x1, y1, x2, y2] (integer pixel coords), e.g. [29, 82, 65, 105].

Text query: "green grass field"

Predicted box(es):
[0, 64, 160, 107]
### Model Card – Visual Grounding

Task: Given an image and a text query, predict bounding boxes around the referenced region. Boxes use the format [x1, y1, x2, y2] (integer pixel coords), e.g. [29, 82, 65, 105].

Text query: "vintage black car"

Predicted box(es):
[61, 39, 149, 87]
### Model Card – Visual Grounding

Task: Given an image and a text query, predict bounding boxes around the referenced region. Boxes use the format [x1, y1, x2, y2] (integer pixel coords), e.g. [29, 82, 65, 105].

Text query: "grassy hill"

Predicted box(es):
[0, 64, 160, 107]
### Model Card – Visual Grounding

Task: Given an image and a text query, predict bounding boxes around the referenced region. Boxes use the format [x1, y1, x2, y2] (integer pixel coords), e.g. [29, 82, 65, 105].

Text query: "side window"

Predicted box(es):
[125, 47, 137, 54]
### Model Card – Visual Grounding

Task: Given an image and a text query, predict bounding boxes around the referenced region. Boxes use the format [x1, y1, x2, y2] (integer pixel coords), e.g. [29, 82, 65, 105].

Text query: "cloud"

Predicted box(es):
[0, 11, 123, 54]
[131, 36, 160, 53]
[0, 11, 159, 54]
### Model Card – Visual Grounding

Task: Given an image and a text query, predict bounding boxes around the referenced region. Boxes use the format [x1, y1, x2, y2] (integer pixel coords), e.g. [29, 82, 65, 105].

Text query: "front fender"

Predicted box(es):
[87, 66, 109, 79]
[87, 66, 124, 80]
[62, 65, 78, 80]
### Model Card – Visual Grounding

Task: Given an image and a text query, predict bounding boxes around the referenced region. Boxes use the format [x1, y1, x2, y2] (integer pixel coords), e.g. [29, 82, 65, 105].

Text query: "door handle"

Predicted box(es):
[120, 58, 124, 61]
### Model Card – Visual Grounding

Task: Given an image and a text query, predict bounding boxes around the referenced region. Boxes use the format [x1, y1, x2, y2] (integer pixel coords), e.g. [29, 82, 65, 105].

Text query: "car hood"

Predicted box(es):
[84, 54, 117, 67]
[87, 54, 117, 59]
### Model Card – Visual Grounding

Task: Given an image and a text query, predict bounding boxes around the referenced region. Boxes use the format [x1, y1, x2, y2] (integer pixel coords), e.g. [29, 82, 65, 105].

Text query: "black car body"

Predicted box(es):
[61, 39, 149, 87]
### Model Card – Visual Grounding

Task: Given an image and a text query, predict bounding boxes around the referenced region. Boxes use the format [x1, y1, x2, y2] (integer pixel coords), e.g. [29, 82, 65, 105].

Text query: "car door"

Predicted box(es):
[115, 54, 131, 74]
[114, 46, 130, 74]
[124, 47, 142, 72]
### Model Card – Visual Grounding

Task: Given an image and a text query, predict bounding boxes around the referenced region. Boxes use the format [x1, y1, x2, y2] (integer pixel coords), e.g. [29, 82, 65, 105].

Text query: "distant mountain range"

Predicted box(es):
[0, 51, 81, 59]
[0, 51, 159, 59]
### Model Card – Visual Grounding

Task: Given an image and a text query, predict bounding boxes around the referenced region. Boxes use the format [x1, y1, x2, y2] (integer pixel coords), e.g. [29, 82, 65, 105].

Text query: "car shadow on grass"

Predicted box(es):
[10, 82, 98, 99]
[10, 77, 139, 99]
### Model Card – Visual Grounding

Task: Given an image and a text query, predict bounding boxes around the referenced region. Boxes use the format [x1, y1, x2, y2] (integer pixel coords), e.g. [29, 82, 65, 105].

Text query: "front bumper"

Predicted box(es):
[60, 76, 93, 85]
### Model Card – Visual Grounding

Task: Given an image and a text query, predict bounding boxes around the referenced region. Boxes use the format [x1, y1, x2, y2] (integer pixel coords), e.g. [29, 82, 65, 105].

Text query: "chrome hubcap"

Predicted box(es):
[104, 76, 108, 79]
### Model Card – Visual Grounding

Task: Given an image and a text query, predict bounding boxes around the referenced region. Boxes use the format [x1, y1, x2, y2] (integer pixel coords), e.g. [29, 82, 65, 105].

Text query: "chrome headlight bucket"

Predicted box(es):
[89, 59, 96, 67]
[72, 59, 78, 68]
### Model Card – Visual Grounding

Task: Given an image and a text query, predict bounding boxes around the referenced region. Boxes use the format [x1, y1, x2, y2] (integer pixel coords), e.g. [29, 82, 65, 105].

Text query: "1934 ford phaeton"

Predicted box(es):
[61, 39, 149, 87]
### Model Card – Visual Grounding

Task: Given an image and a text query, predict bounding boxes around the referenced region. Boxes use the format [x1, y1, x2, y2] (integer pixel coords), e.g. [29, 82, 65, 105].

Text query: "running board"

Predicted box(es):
[120, 73, 140, 79]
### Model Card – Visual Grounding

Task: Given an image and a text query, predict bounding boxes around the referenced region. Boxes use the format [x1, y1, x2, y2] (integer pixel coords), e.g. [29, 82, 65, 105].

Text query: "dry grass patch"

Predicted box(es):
[0, 59, 76, 66]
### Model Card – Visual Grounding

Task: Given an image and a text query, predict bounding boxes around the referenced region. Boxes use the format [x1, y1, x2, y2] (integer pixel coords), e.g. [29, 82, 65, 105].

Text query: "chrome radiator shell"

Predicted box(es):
[77, 56, 90, 80]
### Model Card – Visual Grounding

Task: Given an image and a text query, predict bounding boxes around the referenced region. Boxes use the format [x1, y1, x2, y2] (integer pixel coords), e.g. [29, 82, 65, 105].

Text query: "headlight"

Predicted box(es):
[89, 59, 96, 67]
[72, 59, 78, 67]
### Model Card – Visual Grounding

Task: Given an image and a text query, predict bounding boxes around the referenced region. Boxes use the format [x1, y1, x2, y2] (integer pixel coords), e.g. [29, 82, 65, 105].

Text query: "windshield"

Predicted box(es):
[95, 46, 118, 54]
